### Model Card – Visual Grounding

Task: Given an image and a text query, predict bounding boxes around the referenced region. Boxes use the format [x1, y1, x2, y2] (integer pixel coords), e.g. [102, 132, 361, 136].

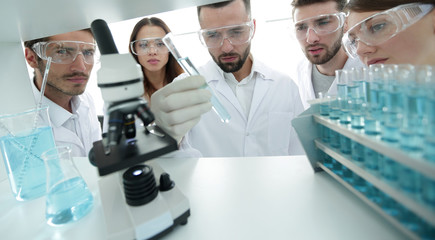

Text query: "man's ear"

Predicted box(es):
[25, 47, 38, 69]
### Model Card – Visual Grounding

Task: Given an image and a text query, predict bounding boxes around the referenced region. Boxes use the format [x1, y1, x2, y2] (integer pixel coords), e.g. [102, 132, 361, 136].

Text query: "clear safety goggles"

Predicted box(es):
[130, 37, 169, 55]
[343, 3, 434, 59]
[32, 40, 98, 64]
[293, 12, 346, 40]
[198, 20, 254, 49]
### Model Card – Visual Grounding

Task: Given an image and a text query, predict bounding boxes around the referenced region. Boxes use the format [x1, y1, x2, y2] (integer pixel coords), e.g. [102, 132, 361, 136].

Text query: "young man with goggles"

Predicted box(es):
[344, 1, 435, 66]
[151, 0, 305, 157]
[291, 0, 364, 109]
[24, 30, 102, 157]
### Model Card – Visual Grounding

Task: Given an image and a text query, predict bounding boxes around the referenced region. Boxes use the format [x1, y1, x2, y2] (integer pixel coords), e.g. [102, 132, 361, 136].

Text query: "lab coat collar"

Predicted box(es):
[31, 79, 88, 128]
[206, 54, 274, 82]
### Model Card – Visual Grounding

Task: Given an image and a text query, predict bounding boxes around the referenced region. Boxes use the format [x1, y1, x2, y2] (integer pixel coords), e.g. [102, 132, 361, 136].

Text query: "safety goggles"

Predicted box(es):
[293, 12, 346, 40]
[130, 37, 169, 55]
[343, 3, 434, 59]
[32, 41, 98, 64]
[198, 20, 254, 49]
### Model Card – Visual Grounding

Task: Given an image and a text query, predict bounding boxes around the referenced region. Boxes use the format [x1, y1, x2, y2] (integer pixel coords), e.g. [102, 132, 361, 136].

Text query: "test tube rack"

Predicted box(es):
[292, 103, 435, 240]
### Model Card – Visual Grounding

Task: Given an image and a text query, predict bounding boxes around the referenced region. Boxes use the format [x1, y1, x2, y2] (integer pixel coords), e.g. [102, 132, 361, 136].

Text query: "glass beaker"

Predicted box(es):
[0, 105, 56, 201]
[42, 146, 93, 226]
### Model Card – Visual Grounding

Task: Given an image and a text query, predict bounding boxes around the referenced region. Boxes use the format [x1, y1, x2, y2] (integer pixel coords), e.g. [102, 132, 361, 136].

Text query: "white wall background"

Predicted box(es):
[86, 0, 305, 115]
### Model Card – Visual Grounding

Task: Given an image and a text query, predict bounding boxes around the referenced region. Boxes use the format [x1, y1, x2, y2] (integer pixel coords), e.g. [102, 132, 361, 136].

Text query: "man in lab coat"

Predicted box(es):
[291, 0, 364, 109]
[153, 0, 304, 157]
[24, 29, 102, 157]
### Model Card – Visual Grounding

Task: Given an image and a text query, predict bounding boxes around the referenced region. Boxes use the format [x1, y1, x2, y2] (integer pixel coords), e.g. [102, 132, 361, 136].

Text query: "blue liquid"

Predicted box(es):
[381, 111, 400, 143]
[341, 165, 353, 183]
[424, 137, 435, 163]
[0, 126, 55, 201]
[380, 192, 400, 217]
[348, 81, 364, 100]
[329, 99, 340, 120]
[339, 135, 351, 155]
[351, 140, 364, 166]
[380, 156, 399, 186]
[321, 125, 330, 143]
[322, 152, 333, 169]
[177, 57, 230, 123]
[330, 130, 340, 148]
[398, 165, 421, 194]
[331, 159, 343, 175]
[364, 147, 379, 175]
[320, 102, 329, 116]
[364, 115, 381, 135]
[337, 83, 347, 101]
[46, 177, 94, 226]
[352, 174, 367, 193]
[401, 90, 425, 152]
[362, 81, 371, 104]
[421, 176, 435, 207]
[365, 183, 381, 205]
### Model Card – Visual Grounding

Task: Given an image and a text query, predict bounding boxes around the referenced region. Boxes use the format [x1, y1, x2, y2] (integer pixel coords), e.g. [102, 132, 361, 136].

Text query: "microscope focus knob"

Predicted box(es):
[159, 173, 175, 191]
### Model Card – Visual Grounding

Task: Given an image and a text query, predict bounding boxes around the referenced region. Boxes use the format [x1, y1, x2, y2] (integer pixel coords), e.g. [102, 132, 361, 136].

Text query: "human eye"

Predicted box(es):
[155, 40, 165, 48]
[83, 49, 95, 56]
[295, 23, 308, 32]
[369, 22, 387, 34]
[205, 31, 220, 39]
[138, 40, 149, 49]
[316, 17, 332, 27]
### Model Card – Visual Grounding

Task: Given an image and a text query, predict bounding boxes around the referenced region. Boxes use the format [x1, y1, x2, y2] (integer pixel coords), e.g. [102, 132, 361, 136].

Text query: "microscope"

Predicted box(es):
[89, 19, 190, 240]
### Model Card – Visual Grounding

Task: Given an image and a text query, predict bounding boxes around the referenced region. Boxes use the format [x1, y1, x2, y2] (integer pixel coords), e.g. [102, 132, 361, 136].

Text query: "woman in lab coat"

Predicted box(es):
[129, 17, 183, 102]
[343, 0, 435, 66]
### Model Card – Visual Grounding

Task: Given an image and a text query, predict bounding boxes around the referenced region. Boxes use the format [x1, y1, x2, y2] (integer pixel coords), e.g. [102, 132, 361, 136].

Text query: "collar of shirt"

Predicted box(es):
[31, 79, 82, 128]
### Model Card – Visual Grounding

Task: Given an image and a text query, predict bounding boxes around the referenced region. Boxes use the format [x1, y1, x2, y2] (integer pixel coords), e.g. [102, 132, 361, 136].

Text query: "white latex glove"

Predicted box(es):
[150, 75, 212, 143]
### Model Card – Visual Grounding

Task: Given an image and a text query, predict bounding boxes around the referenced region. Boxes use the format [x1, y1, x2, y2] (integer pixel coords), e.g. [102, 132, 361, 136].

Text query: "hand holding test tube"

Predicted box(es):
[162, 33, 230, 123]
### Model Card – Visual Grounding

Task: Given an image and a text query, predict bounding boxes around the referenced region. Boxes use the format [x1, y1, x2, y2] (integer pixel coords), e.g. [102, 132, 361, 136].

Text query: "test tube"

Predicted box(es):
[424, 66, 435, 162]
[336, 69, 350, 124]
[162, 33, 231, 123]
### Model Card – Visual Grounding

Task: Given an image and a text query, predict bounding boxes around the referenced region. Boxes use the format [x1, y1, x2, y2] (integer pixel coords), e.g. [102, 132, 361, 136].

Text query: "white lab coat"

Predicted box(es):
[32, 82, 102, 157]
[295, 57, 365, 109]
[180, 58, 305, 157]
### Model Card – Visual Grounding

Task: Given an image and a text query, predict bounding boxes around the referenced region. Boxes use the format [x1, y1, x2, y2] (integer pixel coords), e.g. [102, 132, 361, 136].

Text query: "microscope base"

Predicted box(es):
[98, 161, 190, 240]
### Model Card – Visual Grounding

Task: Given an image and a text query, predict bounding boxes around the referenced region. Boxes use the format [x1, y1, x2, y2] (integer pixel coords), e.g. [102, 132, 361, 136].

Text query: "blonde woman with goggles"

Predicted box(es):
[343, 1, 435, 66]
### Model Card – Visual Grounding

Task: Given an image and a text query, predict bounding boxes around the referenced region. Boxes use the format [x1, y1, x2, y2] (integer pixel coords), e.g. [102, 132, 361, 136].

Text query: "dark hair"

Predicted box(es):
[291, 0, 347, 18]
[129, 17, 183, 98]
[345, 0, 434, 12]
[24, 28, 93, 52]
[197, 0, 252, 19]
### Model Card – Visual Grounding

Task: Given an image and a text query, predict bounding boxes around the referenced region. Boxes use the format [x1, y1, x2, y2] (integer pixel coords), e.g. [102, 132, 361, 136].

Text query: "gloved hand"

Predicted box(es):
[150, 75, 212, 143]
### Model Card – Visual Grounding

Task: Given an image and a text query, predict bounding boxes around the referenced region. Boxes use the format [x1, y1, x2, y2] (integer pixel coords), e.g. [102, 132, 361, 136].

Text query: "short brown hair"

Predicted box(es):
[197, 0, 252, 20]
[291, 0, 347, 18]
[24, 28, 92, 51]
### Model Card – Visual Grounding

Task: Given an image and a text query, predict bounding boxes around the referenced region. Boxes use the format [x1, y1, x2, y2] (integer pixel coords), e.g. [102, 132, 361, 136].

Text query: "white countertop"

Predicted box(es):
[0, 155, 406, 240]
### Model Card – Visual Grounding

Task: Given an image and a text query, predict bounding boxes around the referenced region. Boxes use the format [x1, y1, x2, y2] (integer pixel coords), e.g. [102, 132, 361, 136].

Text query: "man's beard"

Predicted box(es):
[212, 45, 251, 73]
[305, 35, 342, 65]
[37, 60, 88, 96]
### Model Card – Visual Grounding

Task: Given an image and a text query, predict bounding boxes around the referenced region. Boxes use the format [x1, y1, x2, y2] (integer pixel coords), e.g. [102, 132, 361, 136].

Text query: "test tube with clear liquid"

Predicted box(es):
[162, 33, 231, 123]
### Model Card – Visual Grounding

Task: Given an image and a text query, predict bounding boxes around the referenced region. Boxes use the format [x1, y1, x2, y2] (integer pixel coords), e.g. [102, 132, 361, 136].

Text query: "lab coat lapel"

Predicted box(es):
[208, 70, 246, 118]
[248, 76, 271, 122]
[53, 127, 84, 150]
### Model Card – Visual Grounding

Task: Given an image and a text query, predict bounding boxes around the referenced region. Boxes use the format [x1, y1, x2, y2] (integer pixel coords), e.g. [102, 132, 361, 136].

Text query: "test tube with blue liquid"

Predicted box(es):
[348, 67, 366, 129]
[399, 64, 425, 152]
[364, 65, 385, 135]
[336, 69, 351, 125]
[381, 64, 404, 143]
[424, 65, 435, 162]
[162, 32, 230, 123]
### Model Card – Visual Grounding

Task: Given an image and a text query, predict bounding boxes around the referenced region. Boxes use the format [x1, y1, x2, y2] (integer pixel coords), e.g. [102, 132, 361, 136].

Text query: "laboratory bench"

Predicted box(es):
[0, 155, 406, 240]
